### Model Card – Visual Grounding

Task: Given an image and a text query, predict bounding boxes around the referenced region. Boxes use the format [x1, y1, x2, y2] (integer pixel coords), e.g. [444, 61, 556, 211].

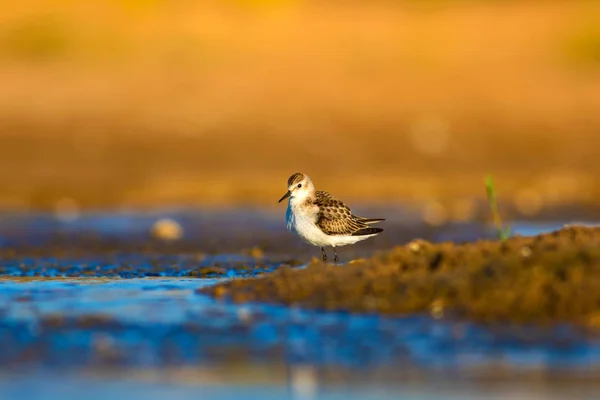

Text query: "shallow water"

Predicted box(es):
[2, 277, 600, 399]
[2, 371, 599, 400]
[1, 210, 600, 399]
[3, 276, 599, 370]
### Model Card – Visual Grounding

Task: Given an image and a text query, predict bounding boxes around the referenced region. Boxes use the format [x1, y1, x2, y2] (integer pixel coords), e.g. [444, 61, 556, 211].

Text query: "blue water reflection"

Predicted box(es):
[0, 211, 599, 399]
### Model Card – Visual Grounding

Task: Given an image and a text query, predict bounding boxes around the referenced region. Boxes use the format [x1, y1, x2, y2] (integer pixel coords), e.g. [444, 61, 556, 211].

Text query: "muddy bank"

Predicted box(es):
[200, 226, 600, 326]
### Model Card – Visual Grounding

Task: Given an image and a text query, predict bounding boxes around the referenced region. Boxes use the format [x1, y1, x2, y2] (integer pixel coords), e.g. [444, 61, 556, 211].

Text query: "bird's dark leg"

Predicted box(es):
[333, 248, 339, 264]
[320, 247, 328, 262]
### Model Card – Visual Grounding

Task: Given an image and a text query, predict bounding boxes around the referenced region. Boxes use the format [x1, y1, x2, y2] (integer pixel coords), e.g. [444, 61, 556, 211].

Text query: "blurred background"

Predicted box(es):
[1, 0, 599, 222]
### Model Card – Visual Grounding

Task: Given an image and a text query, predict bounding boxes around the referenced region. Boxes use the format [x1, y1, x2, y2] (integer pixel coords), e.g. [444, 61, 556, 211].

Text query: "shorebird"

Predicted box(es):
[278, 172, 385, 263]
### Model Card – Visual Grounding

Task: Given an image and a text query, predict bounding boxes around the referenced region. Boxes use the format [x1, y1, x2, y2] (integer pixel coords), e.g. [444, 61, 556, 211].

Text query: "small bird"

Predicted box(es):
[278, 172, 385, 263]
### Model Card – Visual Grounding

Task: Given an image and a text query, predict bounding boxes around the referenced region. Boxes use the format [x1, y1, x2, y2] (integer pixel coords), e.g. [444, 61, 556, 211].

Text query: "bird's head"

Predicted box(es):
[278, 172, 315, 203]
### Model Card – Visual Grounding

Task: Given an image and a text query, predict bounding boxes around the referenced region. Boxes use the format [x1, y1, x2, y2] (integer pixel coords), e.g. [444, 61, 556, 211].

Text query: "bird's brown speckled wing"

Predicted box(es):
[315, 190, 333, 201]
[314, 194, 370, 235]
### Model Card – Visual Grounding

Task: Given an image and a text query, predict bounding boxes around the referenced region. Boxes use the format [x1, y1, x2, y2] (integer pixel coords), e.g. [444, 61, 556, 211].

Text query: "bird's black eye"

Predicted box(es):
[297, 183, 302, 188]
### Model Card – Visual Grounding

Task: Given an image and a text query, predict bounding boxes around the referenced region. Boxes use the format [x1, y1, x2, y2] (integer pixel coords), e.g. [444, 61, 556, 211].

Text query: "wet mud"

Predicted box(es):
[0, 253, 282, 279]
[0, 211, 494, 278]
[201, 226, 600, 326]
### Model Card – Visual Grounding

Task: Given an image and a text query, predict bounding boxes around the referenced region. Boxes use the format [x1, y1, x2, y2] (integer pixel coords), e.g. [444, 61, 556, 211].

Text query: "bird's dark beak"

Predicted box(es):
[278, 190, 291, 203]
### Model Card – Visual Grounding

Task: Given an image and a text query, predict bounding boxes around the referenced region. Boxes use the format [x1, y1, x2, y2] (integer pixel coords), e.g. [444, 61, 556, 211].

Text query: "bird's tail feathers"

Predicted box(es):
[356, 217, 386, 225]
[352, 227, 384, 236]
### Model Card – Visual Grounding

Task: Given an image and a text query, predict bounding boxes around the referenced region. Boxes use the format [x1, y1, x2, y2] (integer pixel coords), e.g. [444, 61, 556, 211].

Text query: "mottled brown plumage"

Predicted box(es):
[314, 191, 384, 236]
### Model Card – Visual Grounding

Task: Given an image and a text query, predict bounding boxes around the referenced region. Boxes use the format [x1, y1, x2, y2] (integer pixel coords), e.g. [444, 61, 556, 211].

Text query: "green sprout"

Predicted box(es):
[484, 175, 511, 240]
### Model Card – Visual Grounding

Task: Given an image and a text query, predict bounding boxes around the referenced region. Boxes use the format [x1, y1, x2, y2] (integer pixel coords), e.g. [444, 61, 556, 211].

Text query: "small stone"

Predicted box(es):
[407, 239, 426, 253]
[237, 307, 252, 323]
[151, 218, 183, 241]
[520, 246, 532, 258]
[430, 299, 445, 319]
[249, 246, 264, 259]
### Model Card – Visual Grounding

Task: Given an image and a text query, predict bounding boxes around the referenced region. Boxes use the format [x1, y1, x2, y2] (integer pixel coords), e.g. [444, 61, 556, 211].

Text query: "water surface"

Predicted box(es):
[1, 210, 599, 399]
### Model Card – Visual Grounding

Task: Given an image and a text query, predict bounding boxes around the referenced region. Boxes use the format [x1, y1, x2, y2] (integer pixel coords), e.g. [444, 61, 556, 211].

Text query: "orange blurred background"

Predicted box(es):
[1, 0, 599, 220]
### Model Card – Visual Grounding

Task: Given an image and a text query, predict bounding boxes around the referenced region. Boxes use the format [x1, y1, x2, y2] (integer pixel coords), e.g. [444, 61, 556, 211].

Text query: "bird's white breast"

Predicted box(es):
[286, 200, 325, 246]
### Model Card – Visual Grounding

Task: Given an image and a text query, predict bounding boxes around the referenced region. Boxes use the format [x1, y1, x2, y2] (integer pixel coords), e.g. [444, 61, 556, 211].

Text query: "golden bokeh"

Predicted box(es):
[0, 0, 599, 216]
